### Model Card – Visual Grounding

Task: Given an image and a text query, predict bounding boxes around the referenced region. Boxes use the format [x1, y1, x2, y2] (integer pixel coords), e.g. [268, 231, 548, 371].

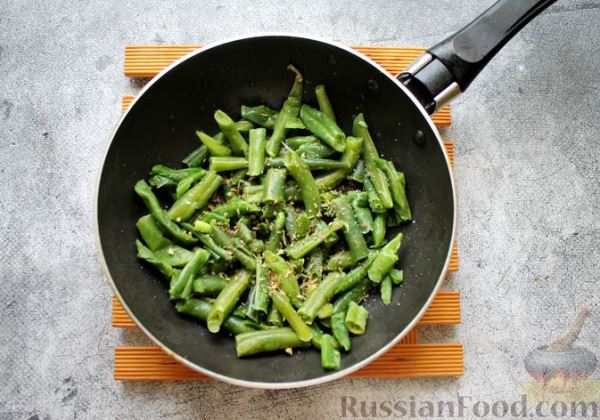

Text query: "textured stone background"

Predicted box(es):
[1, 0, 599, 418]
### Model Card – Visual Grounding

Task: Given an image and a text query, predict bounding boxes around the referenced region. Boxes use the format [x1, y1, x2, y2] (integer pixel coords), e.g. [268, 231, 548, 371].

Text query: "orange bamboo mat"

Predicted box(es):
[112, 44, 463, 382]
[122, 45, 451, 128]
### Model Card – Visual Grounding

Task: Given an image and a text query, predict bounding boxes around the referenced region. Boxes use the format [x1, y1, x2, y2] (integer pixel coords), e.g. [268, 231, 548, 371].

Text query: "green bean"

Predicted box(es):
[134, 180, 197, 245]
[272, 291, 313, 342]
[306, 248, 325, 284]
[345, 302, 368, 334]
[266, 305, 283, 327]
[192, 275, 227, 296]
[317, 303, 333, 320]
[247, 128, 267, 176]
[314, 136, 363, 190]
[214, 110, 249, 156]
[296, 142, 336, 159]
[232, 302, 248, 318]
[242, 184, 263, 203]
[149, 165, 205, 183]
[332, 278, 372, 314]
[285, 220, 344, 259]
[300, 105, 346, 152]
[376, 159, 412, 222]
[148, 175, 177, 190]
[316, 220, 339, 249]
[184, 226, 233, 261]
[263, 250, 300, 305]
[266, 65, 303, 157]
[135, 240, 175, 278]
[268, 156, 348, 171]
[182, 144, 208, 167]
[298, 271, 343, 324]
[389, 268, 404, 285]
[315, 84, 336, 123]
[175, 170, 207, 200]
[210, 221, 257, 270]
[244, 285, 261, 322]
[320, 333, 341, 370]
[326, 250, 355, 272]
[284, 207, 297, 241]
[334, 252, 377, 293]
[176, 298, 259, 335]
[235, 327, 309, 357]
[136, 214, 171, 251]
[209, 156, 249, 172]
[240, 105, 304, 130]
[261, 168, 286, 204]
[380, 275, 392, 305]
[193, 220, 212, 234]
[367, 233, 402, 283]
[371, 213, 386, 248]
[349, 160, 366, 183]
[169, 248, 211, 300]
[331, 312, 351, 352]
[252, 265, 270, 315]
[203, 198, 260, 222]
[155, 245, 194, 267]
[363, 177, 385, 213]
[349, 191, 374, 234]
[207, 269, 253, 333]
[283, 149, 320, 217]
[234, 120, 254, 132]
[285, 135, 318, 149]
[167, 171, 223, 222]
[352, 114, 393, 209]
[295, 212, 311, 240]
[196, 131, 232, 157]
[331, 196, 369, 261]
[266, 211, 286, 252]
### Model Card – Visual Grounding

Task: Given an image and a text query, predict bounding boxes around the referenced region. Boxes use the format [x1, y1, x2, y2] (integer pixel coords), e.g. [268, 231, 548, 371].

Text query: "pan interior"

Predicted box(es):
[97, 36, 454, 385]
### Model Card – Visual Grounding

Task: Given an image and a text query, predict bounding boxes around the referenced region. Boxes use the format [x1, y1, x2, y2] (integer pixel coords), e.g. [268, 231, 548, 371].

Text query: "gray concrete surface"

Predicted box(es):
[1, 0, 599, 418]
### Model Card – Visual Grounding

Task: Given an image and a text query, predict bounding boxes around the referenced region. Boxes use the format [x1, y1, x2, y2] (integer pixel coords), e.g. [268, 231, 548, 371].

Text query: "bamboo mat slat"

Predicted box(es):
[112, 291, 460, 329]
[114, 343, 463, 381]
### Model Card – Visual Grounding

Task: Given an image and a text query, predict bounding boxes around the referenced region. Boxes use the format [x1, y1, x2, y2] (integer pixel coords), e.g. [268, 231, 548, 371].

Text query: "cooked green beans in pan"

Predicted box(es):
[133, 65, 413, 370]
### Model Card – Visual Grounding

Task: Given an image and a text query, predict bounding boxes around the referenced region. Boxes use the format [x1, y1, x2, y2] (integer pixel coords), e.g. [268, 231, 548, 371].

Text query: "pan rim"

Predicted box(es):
[94, 33, 457, 389]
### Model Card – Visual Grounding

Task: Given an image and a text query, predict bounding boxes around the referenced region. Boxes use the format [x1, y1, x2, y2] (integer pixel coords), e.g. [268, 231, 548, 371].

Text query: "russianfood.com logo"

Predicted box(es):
[339, 306, 599, 418]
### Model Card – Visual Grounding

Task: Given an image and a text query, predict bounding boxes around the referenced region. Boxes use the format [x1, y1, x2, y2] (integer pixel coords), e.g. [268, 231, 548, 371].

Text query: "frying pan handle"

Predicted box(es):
[398, 0, 557, 114]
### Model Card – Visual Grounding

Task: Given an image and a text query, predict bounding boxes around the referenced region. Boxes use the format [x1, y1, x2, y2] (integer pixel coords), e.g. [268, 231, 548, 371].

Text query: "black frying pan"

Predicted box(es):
[96, 0, 556, 387]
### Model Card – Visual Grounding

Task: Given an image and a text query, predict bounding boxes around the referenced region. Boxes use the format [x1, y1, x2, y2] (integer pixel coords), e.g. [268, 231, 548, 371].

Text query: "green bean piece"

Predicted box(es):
[210, 221, 257, 270]
[326, 250, 355, 272]
[167, 171, 223, 222]
[364, 177, 385, 213]
[380, 276, 392, 305]
[314, 136, 363, 190]
[214, 110, 249, 156]
[148, 175, 177, 190]
[389, 268, 404, 285]
[306, 248, 325, 284]
[345, 301, 369, 334]
[320, 334, 341, 370]
[232, 302, 248, 318]
[263, 250, 300, 305]
[203, 198, 260, 222]
[266, 305, 283, 327]
[136, 214, 171, 251]
[376, 159, 412, 222]
[348, 191, 374, 234]
[196, 131, 232, 157]
[209, 156, 249, 172]
[352, 114, 393, 209]
[134, 180, 197, 245]
[175, 170, 207, 200]
[283, 149, 320, 217]
[315, 84, 336, 123]
[335, 252, 378, 293]
[266, 65, 303, 157]
[298, 271, 343, 324]
[300, 105, 346, 152]
[332, 278, 372, 314]
[349, 160, 366, 183]
[149, 165, 205, 183]
[235, 217, 255, 242]
[176, 298, 259, 335]
[235, 327, 309, 357]
[268, 156, 348, 171]
[234, 120, 254, 132]
[284, 207, 297, 241]
[296, 142, 335, 158]
[295, 212, 311, 240]
[244, 284, 261, 322]
[182, 144, 208, 167]
[272, 291, 313, 342]
[266, 211, 286, 252]
[207, 269, 253, 333]
[252, 265, 270, 315]
[367, 233, 403, 283]
[154, 245, 194, 267]
[316, 220, 339, 249]
[247, 128, 267, 176]
[261, 168, 287, 204]
[193, 220, 212, 234]
[317, 303, 334, 320]
[371, 213, 387, 249]
[135, 240, 175, 278]
[240, 105, 305, 130]
[331, 196, 369, 261]
[169, 248, 211, 300]
[192, 275, 227, 296]
[242, 184, 263, 203]
[285, 135, 318, 149]
[285, 220, 344, 259]
[331, 312, 351, 352]
[184, 225, 233, 261]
